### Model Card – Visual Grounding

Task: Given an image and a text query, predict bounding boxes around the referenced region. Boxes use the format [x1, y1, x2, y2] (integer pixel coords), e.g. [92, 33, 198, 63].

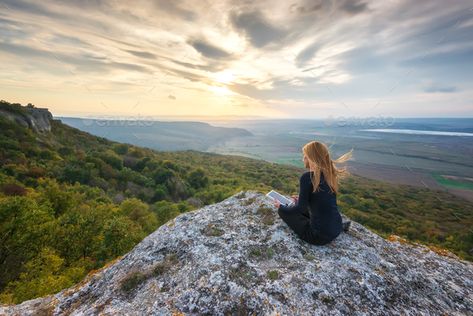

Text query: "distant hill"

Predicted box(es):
[0, 100, 472, 305]
[59, 117, 253, 151]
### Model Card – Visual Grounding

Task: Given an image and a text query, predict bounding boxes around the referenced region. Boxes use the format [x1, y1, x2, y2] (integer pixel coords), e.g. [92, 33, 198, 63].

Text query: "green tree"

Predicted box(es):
[0, 196, 55, 289]
[113, 143, 129, 155]
[54, 204, 107, 263]
[119, 198, 158, 234]
[2, 247, 84, 303]
[99, 150, 123, 170]
[151, 200, 180, 225]
[100, 217, 144, 259]
[188, 168, 209, 189]
[36, 178, 77, 216]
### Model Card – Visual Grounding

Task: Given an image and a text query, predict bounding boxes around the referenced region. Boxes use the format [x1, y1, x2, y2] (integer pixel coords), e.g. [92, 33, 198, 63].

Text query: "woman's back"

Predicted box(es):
[303, 171, 343, 240]
[277, 140, 352, 245]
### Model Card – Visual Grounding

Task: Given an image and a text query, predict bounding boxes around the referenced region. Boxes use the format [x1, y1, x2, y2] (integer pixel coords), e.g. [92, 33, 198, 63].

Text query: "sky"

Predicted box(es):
[0, 0, 472, 119]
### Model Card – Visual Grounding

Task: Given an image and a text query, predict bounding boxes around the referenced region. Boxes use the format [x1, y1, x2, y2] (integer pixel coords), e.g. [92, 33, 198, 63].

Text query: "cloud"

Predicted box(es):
[187, 38, 233, 59]
[423, 83, 457, 93]
[295, 41, 321, 66]
[229, 10, 288, 48]
[0, 42, 153, 74]
[288, 2, 323, 15]
[0, 0, 472, 118]
[151, 0, 197, 21]
[339, 0, 369, 15]
[1, 0, 67, 20]
[125, 50, 157, 59]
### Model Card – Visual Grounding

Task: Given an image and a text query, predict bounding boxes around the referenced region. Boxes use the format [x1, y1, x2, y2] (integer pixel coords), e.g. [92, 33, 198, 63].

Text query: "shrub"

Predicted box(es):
[257, 206, 275, 225]
[202, 223, 224, 237]
[1, 183, 27, 196]
[120, 271, 147, 295]
[113, 144, 129, 155]
[152, 253, 179, 277]
[267, 270, 279, 280]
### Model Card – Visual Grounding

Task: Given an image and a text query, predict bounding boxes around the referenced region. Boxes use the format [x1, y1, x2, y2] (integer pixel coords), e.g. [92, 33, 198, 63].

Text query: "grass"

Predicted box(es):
[248, 245, 274, 261]
[228, 264, 258, 287]
[242, 197, 257, 206]
[266, 270, 279, 280]
[120, 252, 179, 295]
[120, 271, 148, 295]
[202, 223, 224, 237]
[257, 206, 275, 225]
[431, 172, 473, 190]
[153, 253, 179, 276]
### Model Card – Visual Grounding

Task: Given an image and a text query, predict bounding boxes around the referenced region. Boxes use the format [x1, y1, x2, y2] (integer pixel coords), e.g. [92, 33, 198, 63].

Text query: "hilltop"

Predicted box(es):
[1, 191, 471, 315]
[0, 102, 52, 133]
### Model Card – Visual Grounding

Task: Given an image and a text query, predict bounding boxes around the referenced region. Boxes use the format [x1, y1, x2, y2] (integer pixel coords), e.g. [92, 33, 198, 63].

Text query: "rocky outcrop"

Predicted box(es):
[0, 107, 52, 133]
[1, 191, 472, 315]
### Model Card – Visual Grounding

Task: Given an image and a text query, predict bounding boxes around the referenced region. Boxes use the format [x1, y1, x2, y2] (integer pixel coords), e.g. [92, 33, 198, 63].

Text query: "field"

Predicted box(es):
[205, 118, 473, 202]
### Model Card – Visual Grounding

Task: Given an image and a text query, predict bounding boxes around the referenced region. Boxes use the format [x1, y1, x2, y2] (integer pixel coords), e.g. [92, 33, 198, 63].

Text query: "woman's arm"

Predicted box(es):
[278, 173, 311, 213]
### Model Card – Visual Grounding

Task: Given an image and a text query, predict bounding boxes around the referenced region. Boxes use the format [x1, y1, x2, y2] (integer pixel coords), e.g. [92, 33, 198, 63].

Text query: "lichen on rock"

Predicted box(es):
[1, 190, 472, 315]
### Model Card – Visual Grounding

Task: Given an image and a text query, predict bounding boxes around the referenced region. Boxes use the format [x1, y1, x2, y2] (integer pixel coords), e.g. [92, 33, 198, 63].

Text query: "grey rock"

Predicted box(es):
[0, 107, 52, 133]
[1, 191, 472, 315]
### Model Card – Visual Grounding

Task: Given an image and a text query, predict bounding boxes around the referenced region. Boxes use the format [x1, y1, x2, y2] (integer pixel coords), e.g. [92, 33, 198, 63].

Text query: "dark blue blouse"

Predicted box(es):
[278, 171, 343, 240]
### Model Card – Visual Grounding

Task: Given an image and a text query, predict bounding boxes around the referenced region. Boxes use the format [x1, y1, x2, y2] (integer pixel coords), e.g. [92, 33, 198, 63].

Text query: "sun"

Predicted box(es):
[214, 71, 234, 84]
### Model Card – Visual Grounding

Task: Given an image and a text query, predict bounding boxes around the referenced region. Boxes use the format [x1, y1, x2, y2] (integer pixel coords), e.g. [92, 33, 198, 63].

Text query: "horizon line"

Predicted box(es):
[55, 115, 473, 121]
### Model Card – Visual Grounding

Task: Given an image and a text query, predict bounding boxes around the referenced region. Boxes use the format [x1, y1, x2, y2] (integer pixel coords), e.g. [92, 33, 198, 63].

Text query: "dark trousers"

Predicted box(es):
[278, 207, 331, 246]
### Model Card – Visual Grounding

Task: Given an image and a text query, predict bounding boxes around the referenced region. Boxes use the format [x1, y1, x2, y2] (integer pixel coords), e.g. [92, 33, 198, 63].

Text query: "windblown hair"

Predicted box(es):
[302, 141, 353, 195]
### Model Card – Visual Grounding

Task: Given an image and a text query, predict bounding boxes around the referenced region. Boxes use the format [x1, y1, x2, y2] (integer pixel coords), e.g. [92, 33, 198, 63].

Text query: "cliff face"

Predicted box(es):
[0, 107, 52, 132]
[1, 191, 472, 315]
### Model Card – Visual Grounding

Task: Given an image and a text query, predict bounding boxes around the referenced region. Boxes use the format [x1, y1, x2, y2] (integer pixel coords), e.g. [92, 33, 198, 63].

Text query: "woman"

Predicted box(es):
[274, 141, 353, 245]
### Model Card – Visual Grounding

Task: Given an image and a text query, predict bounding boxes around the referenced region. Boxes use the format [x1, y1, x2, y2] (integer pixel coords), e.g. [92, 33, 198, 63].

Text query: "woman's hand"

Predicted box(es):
[273, 200, 281, 208]
[291, 195, 299, 204]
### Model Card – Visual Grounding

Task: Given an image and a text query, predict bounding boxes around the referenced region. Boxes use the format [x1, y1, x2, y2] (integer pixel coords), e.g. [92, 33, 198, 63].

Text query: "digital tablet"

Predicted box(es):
[266, 190, 295, 206]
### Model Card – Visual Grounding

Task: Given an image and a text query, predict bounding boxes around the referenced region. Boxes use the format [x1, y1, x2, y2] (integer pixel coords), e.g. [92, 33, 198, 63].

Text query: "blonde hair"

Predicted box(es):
[302, 141, 353, 195]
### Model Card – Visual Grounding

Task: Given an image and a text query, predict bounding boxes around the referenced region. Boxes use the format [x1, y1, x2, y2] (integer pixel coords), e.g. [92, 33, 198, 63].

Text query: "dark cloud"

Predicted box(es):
[289, 2, 323, 15]
[0, 41, 152, 74]
[423, 83, 457, 93]
[187, 38, 232, 59]
[230, 10, 288, 48]
[339, 0, 368, 15]
[382, 6, 473, 57]
[51, 33, 89, 47]
[295, 41, 321, 66]
[0, 16, 31, 40]
[0, 0, 67, 20]
[157, 64, 210, 84]
[153, 0, 197, 21]
[170, 59, 226, 72]
[125, 50, 157, 59]
[109, 61, 151, 73]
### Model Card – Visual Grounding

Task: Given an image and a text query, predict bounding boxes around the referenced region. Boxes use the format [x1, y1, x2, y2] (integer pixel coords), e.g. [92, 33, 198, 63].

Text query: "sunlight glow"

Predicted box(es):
[214, 71, 234, 84]
[208, 84, 233, 96]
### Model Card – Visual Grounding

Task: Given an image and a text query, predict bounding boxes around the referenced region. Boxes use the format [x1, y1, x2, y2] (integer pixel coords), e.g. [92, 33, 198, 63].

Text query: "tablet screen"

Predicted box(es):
[266, 190, 294, 206]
